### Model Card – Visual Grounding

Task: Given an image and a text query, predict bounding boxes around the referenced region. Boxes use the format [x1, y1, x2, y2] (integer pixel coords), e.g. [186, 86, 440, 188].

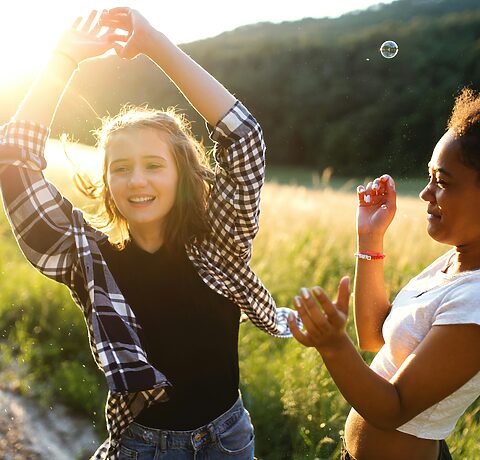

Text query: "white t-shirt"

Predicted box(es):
[369, 250, 480, 440]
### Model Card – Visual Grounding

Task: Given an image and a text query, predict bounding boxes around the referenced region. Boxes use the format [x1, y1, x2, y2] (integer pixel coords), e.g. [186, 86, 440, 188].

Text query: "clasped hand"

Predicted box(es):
[288, 277, 350, 352]
[357, 173, 397, 237]
[55, 8, 154, 65]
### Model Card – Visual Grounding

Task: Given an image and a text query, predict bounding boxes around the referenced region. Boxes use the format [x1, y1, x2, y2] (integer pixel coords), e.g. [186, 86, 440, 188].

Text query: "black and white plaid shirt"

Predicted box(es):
[0, 101, 295, 459]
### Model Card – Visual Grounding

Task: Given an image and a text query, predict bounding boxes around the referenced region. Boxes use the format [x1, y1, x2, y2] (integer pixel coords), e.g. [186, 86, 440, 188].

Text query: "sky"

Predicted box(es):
[1, 0, 396, 83]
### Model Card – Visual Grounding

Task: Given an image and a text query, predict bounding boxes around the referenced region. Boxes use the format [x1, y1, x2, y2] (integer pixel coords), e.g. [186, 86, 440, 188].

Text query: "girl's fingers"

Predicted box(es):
[99, 27, 116, 38]
[81, 10, 98, 33]
[335, 276, 350, 317]
[364, 182, 373, 204]
[294, 296, 313, 326]
[71, 16, 82, 30]
[288, 313, 313, 347]
[358, 174, 396, 210]
[294, 295, 324, 336]
[105, 7, 131, 15]
[99, 17, 130, 29]
[388, 177, 396, 191]
[90, 21, 103, 36]
[357, 185, 366, 205]
[299, 289, 328, 323]
[380, 174, 396, 191]
[106, 33, 129, 42]
[379, 179, 389, 196]
[311, 287, 337, 319]
[379, 174, 397, 207]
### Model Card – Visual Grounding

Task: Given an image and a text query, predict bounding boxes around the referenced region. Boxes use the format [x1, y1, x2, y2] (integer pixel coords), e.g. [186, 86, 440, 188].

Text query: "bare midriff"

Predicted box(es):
[344, 409, 440, 460]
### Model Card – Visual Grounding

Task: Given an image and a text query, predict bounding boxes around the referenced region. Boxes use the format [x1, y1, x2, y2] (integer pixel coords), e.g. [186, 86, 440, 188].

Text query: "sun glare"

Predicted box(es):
[0, 0, 395, 89]
[1, 4, 67, 85]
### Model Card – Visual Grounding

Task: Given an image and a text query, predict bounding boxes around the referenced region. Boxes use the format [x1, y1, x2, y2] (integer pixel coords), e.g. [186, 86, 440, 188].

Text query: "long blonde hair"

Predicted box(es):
[75, 105, 214, 249]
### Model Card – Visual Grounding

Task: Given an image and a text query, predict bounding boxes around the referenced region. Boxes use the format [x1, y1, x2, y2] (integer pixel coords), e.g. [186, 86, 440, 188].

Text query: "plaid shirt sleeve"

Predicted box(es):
[207, 101, 266, 261]
[0, 120, 80, 287]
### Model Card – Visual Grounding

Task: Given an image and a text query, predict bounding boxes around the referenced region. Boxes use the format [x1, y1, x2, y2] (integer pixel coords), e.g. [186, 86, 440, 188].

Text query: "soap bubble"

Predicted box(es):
[380, 40, 399, 59]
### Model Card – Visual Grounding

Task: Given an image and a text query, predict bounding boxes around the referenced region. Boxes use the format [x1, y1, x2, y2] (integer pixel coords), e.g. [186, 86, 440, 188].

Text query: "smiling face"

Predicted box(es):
[106, 127, 179, 238]
[419, 129, 480, 247]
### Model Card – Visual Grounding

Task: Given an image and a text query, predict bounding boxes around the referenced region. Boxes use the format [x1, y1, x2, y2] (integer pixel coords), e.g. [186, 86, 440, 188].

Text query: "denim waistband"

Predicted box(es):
[125, 395, 245, 451]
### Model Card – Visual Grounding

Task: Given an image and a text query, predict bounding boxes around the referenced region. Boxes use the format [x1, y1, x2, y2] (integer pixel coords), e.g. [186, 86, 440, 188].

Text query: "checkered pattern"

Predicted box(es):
[0, 101, 296, 459]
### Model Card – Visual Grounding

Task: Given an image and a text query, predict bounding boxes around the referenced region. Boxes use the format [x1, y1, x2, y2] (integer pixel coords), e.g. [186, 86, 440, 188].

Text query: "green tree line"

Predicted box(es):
[2, 0, 480, 177]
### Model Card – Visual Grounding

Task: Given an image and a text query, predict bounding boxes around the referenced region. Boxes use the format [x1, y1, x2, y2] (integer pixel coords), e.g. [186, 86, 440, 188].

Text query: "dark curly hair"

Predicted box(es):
[447, 87, 480, 175]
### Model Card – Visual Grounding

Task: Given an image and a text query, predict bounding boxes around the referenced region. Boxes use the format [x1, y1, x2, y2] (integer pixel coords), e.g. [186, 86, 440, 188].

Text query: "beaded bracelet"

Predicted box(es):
[354, 251, 386, 260]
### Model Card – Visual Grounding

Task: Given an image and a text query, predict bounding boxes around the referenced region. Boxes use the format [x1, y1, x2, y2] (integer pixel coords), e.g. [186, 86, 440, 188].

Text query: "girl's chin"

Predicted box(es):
[426, 226, 452, 246]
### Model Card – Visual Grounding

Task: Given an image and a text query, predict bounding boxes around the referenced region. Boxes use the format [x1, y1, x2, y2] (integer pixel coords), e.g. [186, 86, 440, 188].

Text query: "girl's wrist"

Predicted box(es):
[53, 50, 79, 68]
[144, 29, 180, 66]
[315, 333, 351, 360]
[48, 51, 79, 79]
[142, 28, 166, 58]
[357, 237, 384, 253]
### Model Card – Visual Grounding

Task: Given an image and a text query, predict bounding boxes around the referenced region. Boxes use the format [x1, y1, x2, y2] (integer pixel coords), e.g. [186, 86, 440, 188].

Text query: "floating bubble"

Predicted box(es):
[380, 40, 399, 59]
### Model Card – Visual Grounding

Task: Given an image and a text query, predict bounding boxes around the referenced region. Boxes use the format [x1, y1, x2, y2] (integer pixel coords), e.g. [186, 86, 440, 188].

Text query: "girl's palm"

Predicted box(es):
[57, 11, 116, 64]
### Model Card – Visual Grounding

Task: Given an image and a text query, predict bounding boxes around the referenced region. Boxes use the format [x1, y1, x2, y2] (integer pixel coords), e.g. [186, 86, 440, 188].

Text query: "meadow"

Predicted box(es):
[0, 141, 478, 459]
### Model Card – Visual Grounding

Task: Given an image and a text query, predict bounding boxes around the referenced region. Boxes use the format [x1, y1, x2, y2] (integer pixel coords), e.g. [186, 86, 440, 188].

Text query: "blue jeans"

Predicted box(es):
[118, 395, 254, 459]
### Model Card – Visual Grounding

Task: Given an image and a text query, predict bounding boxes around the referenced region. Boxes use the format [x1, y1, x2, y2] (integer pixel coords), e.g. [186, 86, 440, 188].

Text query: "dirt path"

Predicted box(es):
[0, 388, 99, 460]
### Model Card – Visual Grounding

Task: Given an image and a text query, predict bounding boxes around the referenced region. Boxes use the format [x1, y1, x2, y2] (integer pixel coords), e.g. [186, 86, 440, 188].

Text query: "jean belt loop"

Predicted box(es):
[207, 422, 218, 444]
[160, 431, 168, 452]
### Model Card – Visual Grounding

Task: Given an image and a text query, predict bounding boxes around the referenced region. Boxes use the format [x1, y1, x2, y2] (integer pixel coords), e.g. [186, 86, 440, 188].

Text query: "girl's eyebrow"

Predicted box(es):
[428, 164, 452, 177]
[142, 155, 168, 162]
[109, 155, 168, 165]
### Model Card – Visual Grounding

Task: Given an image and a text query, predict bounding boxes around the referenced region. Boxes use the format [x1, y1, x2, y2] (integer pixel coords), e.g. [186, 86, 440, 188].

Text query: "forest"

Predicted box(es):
[2, 0, 480, 177]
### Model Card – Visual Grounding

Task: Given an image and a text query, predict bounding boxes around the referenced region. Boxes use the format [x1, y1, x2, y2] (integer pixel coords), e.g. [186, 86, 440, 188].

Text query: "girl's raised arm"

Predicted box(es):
[0, 12, 116, 285]
[354, 174, 396, 351]
[100, 8, 268, 258]
[14, 11, 116, 126]
[99, 8, 236, 126]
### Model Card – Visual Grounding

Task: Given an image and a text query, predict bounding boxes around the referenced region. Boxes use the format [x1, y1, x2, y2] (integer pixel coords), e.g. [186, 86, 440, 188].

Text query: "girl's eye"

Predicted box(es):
[111, 166, 129, 173]
[427, 173, 447, 188]
[431, 175, 447, 188]
[146, 163, 163, 170]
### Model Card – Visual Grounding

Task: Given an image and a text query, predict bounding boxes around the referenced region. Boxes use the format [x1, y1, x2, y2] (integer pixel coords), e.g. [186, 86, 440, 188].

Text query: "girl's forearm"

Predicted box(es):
[13, 53, 77, 127]
[318, 335, 403, 429]
[354, 236, 391, 351]
[144, 30, 236, 127]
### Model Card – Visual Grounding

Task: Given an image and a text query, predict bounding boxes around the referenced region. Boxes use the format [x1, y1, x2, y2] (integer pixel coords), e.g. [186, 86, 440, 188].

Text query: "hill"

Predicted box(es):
[2, 0, 480, 176]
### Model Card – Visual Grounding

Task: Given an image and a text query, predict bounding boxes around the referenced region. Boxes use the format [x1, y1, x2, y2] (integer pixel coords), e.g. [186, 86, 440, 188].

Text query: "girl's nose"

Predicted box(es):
[419, 182, 434, 202]
[128, 169, 147, 188]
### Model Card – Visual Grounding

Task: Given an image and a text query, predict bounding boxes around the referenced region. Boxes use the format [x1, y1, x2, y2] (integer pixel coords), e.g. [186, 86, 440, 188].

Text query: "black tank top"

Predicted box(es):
[100, 240, 240, 430]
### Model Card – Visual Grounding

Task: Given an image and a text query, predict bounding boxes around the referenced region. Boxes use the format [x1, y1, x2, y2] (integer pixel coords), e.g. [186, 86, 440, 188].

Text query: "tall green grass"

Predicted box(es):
[0, 142, 477, 459]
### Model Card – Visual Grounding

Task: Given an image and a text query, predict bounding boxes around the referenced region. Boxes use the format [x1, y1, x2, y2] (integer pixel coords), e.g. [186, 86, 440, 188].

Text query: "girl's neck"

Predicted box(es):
[445, 245, 480, 274]
[129, 223, 165, 254]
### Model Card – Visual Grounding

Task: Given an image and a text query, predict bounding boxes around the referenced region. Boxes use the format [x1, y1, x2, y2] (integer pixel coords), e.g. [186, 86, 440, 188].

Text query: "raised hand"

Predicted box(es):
[357, 174, 396, 238]
[288, 277, 350, 352]
[56, 10, 117, 65]
[99, 8, 156, 60]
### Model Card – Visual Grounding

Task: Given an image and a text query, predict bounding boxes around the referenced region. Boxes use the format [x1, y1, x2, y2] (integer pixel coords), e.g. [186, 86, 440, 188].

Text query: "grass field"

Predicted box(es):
[0, 140, 478, 459]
